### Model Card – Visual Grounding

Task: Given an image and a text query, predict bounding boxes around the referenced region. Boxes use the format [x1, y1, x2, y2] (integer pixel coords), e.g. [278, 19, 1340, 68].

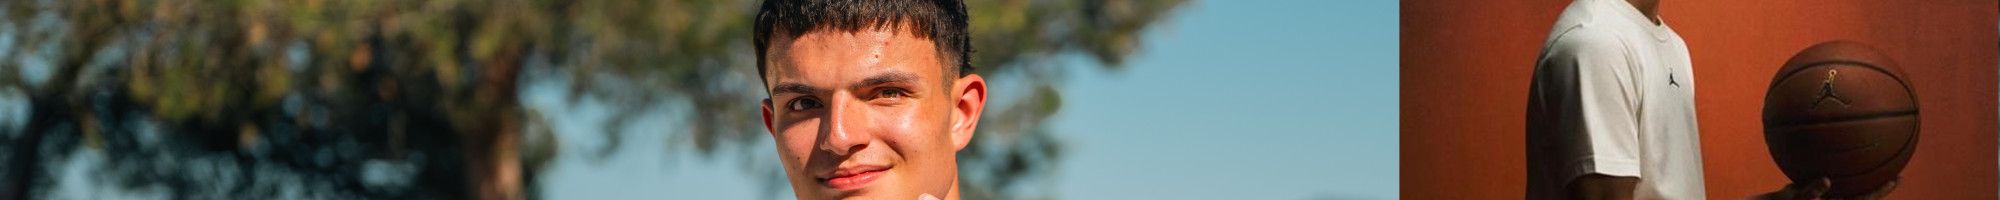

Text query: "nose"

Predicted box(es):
[818, 94, 872, 156]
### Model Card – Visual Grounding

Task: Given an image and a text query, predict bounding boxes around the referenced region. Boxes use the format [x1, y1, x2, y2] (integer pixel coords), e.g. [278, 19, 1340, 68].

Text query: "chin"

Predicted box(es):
[804, 190, 913, 200]
[802, 179, 914, 200]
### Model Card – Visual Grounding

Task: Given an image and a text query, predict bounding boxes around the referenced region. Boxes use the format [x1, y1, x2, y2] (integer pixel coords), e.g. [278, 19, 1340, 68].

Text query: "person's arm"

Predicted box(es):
[1567, 174, 1638, 200]
[1539, 29, 1647, 200]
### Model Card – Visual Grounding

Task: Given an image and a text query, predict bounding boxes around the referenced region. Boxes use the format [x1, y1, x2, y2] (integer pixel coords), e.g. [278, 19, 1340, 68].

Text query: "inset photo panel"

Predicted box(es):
[1402, 0, 1998, 199]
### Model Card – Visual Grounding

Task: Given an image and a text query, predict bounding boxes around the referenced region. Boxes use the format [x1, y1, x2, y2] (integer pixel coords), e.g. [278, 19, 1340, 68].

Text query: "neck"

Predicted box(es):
[1625, 0, 1661, 25]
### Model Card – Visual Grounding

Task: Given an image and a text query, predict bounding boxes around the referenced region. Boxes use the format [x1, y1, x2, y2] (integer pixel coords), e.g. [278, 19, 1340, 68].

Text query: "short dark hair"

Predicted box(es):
[753, 0, 974, 83]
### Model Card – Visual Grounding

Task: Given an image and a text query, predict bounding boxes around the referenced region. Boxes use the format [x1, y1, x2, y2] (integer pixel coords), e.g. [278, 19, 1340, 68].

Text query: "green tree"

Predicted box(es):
[0, 0, 1185, 199]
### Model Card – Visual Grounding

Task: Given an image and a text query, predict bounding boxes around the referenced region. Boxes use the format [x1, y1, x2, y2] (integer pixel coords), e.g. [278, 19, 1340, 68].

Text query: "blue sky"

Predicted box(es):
[533, 0, 1401, 199]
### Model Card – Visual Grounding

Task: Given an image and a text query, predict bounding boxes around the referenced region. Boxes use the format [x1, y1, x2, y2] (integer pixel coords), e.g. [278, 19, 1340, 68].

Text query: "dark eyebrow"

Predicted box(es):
[860, 71, 920, 86]
[770, 82, 822, 96]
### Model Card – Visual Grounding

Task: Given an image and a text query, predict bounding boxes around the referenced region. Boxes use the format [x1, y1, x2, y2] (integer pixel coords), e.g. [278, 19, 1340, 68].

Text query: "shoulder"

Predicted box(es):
[1542, 1, 1633, 58]
[1543, 26, 1631, 62]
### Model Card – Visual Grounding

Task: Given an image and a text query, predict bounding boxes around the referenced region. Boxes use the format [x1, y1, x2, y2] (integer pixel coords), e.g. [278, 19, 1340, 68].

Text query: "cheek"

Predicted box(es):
[773, 120, 819, 167]
[879, 107, 959, 195]
[876, 105, 957, 161]
[875, 108, 936, 148]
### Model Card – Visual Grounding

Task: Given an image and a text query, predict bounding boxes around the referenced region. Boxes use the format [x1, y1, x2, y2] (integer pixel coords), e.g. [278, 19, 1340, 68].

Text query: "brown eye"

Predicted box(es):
[787, 98, 823, 111]
[876, 88, 910, 99]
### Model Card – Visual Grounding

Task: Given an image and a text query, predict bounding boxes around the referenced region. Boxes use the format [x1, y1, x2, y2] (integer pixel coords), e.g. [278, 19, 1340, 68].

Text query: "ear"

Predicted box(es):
[949, 74, 987, 151]
[761, 98, 777, 136]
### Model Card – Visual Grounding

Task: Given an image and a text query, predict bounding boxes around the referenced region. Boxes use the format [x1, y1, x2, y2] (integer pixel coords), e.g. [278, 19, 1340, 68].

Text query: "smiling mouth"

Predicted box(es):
[817, 165, 890, 190]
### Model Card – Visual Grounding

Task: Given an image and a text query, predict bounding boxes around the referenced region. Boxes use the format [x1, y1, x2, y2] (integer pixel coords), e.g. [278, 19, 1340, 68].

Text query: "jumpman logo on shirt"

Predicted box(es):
[1813, 69, 1851, 109]
[1668, 72, 1680, 87]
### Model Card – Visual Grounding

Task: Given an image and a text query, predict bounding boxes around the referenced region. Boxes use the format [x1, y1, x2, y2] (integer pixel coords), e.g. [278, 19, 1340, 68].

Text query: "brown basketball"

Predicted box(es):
[1762, 41, 1918, 197]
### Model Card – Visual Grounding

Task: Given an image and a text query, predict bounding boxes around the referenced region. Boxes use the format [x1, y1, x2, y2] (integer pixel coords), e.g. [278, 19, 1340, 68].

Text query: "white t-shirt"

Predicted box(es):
[1525, 0, 1704, 199]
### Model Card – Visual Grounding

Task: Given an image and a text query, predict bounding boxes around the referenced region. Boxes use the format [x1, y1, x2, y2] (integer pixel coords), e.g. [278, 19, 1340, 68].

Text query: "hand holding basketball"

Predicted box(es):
[1755, 177, 1897, 200]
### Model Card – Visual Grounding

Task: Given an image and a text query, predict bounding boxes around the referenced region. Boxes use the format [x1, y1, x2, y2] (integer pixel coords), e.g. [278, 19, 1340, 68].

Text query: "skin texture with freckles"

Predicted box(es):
[759, 24, 986, 200]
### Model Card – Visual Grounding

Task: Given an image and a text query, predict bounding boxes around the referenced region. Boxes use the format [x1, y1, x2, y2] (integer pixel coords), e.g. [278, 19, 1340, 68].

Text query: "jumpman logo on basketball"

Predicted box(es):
[1813, 69, 1851, 109]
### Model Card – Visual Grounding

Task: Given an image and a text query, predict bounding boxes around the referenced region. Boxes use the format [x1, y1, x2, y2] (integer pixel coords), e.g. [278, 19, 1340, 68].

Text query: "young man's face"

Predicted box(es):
[760, 25, 985, 200]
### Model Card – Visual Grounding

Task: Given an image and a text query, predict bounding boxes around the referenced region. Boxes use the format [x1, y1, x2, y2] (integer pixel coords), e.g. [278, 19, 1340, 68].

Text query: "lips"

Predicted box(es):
[817, 165, 890, 190]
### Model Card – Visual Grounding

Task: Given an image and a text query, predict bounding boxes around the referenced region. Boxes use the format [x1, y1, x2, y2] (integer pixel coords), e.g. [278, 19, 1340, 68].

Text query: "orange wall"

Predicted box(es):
[1401, 0, 1997, 199]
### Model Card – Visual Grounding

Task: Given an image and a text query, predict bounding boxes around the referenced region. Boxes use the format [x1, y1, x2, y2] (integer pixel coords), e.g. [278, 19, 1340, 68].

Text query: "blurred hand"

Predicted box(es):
[1752, 177, 1897, 200]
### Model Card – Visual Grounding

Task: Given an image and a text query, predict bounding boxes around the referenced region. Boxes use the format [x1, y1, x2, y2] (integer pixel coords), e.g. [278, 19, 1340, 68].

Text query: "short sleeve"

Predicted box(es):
[1532, 29, 1644, 178]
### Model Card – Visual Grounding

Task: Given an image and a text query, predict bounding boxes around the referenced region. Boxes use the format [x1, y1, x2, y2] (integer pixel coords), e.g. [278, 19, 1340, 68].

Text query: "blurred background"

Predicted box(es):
[0, 0, 1396, 199]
